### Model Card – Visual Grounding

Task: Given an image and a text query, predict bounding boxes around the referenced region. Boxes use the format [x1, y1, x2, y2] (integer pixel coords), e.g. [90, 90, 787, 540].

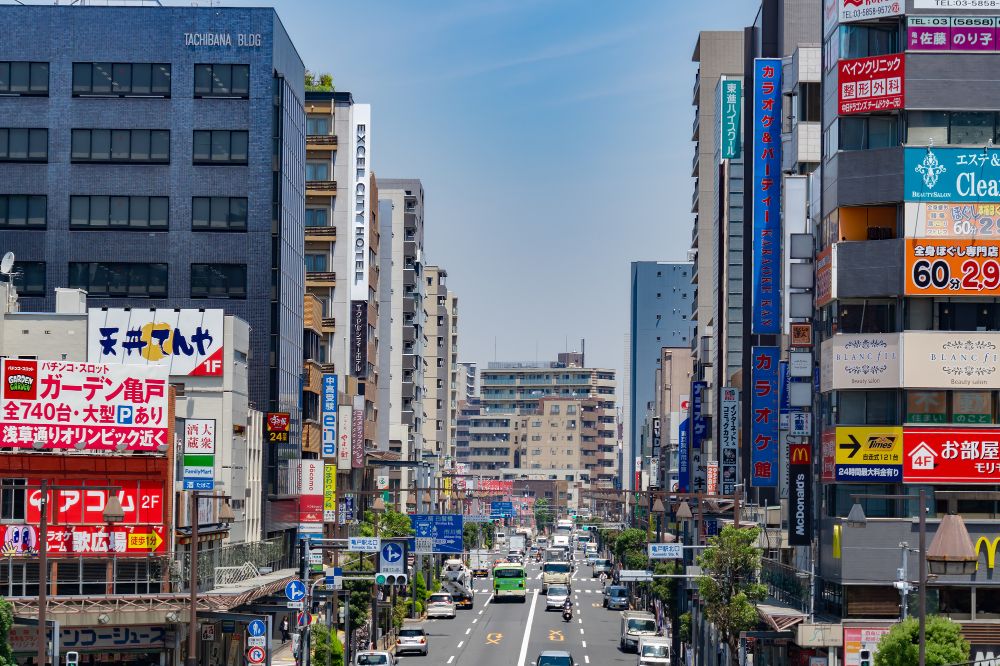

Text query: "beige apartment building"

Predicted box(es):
[422, 265, 459, 475]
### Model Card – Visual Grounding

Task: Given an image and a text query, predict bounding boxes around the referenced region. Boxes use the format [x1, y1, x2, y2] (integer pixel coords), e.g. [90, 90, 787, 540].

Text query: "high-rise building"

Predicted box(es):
[377, 179, 426, 508]
[422, 265, 453, 475]
[446, 292, 460, 466]
[0, 4, 306, 519]
[457, 362, 477, 402]
[479, 360, 616, 414]
[625, 261, 694, 490]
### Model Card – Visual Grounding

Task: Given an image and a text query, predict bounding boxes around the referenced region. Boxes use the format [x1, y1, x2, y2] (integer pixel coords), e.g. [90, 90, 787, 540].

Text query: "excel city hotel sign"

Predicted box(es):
[350, 105, 371, 379]
[752, 59, 781, 335]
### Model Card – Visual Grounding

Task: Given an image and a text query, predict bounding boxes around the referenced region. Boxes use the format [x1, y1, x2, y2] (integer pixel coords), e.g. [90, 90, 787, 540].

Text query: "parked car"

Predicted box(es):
[534, 650, 576, 666]
[354, 651, 395, 665]
[545, 583, 571, 610]
[426, 593, 457, 619]
[620, 611, 658, 652]
[603, 585, 629, 610]
[396, 626, 429, 656]
[637, 637, 672, 666]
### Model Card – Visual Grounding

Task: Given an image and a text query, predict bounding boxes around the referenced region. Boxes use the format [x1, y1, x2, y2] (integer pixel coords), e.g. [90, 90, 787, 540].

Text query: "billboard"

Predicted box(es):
[182, 418, 215, 491]
[2, 524, 166, 556]
[720, 77, 741, 160]
[1, 359, 168, 451]
[838, 54, 904, 115]
[295, 460, 324, 526]
[720, 387, 740, 496]
[349, 301, 368, 378]
[323, 463, 336, 522]
[905, 238, 1000, 296]
[838, 0, 902, 23]
[678, 418, 690, 493]
[266, 412, 290, 444]
[901, 332, 1000, 389]
[820, 334, 900, 392]
[904, 428, 1000, 483]
[337, 406, 352, 471]
[752, 59, 782, 335]
[750, 347, 779, 487]
[844, 626, 890, 666]
[788, 443, 812, 546]
[909, 16, 999, 52]
[905, 202, 1000, 238]
[906, 146, 1000, 202]
[321, 375, 337, 457]
[691, 381, 708, 493]
[835, 426, 903, 482]
[351, 104, 371, 300]
[352, 395, 364, 468]
[822, 429, 836, 482]
[88, 308, 224, 376]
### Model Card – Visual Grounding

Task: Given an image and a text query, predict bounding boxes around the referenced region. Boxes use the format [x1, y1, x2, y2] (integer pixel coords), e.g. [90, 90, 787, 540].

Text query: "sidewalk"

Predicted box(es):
[271, 640, 296, 666]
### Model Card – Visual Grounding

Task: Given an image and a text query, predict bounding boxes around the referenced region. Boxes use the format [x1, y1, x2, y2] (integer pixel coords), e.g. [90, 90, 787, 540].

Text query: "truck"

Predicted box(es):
[469, 550, 492, 578]
[551, 534, 570, 549]
[508, 534, 526, 554]
[441, 558, 474, 609]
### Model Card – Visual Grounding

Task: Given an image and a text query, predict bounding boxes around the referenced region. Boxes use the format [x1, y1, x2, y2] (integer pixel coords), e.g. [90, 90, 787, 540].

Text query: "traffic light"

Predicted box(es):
[374, 573, 408, 586]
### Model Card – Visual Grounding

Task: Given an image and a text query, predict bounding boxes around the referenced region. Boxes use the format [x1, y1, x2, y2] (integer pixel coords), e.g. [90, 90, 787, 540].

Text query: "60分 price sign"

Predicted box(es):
[905, 239, 1000, 295]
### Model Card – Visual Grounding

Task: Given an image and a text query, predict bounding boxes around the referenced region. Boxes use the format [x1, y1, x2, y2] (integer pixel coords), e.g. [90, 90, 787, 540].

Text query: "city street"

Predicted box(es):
[398, 557, 638, 666]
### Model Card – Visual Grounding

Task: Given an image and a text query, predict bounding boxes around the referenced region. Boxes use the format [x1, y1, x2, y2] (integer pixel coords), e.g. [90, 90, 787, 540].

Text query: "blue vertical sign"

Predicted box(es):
[678, 418, 690, 493]
[751, 346, 779, 487]
[752, 58, 782, 335]
[321, 374, 338, 458]
[691, 381, 707, 450]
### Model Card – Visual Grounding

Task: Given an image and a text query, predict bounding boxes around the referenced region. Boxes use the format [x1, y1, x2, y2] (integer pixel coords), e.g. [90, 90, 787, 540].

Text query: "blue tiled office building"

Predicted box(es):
[0, 5, 306, 499]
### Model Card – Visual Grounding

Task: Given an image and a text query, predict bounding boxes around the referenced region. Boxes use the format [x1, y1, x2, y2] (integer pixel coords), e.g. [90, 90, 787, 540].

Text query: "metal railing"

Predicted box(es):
[760, 557, 810, 612]
[174, 536, 291, 591]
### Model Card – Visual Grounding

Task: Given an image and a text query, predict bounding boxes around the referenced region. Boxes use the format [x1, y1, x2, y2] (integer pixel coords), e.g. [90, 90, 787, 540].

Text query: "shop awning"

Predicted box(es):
[757, 603, 809, 632]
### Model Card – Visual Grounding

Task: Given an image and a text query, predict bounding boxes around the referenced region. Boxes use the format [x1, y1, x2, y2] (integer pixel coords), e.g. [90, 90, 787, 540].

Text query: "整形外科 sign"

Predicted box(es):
[838, 54, 904, 115]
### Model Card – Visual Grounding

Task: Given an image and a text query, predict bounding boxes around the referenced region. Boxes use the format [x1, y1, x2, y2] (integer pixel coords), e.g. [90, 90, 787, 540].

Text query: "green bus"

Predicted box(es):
[492, 562, 527, 601]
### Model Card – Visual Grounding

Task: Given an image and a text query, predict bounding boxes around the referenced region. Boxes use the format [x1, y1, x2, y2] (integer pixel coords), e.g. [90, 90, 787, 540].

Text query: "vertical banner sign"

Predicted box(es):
[266, 412, 290, 443]
[788, 443, 812, 545]
[752, 58, 782, 335]
[183, 418, 216, 490]
[720, 77, 742, 160]
[337, 406, 352, 471]
[350, 105, 371, 301]
[751, 346, 780, 487]
[691, 381, 708, 493]
[321, 375, 338, 458]
[351, 395, 365, 468]
[720, 388, 740, 496]
[678, 418, 690, 493]
[349, 301, 368, 378]
[323, 463, 336, 522]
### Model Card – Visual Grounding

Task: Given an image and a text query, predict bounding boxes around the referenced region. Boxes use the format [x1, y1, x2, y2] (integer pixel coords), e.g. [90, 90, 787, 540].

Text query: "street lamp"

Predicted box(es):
[926, 513, 978, 576]
[186, 492, 234, 666]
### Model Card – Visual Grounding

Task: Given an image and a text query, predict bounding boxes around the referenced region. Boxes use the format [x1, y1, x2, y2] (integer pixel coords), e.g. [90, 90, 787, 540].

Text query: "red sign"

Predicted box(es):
[2, 524, 166, 556]
[904, 428, 1000, 483]
[838, 54, 904, 115]
[266, 411, 290, 443]
[822, 430, 836, 482]
[26, 480, 164, 525]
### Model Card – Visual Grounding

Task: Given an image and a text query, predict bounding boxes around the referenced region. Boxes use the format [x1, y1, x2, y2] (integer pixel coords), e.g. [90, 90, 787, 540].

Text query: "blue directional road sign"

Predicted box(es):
[285, 579, 306, 602]
[247, 619, 266, 638]
[379, 542, 405, 576]
[408, 514, 464, 554]
[490, 501, 514, 517]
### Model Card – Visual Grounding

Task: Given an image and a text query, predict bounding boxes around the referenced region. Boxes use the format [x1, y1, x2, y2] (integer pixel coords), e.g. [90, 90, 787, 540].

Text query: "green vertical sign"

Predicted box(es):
[720, 77, 742, 160]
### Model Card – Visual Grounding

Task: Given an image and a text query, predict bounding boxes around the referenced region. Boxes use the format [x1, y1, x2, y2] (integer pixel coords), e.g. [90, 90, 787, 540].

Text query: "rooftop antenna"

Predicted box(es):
[0, 252, 14, 279]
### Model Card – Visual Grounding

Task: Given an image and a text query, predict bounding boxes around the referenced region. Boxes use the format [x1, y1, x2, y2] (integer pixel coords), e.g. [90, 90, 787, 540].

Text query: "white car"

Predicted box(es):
[354, 651, 395, 665]
[426, 592, 457, 618]
[545, 584, 571, 610]
[396, 626, 429, 656]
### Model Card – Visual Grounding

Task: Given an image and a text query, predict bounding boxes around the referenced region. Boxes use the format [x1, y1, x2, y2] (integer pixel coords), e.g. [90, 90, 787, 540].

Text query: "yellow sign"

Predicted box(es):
[128, 531, 164, 551]
[485, 633, 503, 645]
[324, 464, 336, 519]
[548, 630, 564, 642]
[976, 536, 1000, 570]
[834, 426, 903, 466]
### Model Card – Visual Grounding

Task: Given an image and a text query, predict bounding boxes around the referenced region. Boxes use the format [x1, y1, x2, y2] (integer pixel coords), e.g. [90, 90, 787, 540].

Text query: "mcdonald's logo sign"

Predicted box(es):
[976, 537, 1000, 570]
[790, 444, 811, 465]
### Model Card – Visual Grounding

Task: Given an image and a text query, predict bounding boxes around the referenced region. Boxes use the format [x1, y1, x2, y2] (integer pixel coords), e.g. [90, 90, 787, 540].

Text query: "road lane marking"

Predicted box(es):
[486, 633, 503, 645]
[447, 657, 455, 664]
[478, 610, 484, 615]
[515, 589, 539, 666]
[465, 627, 471, 635]
[579, 628, 584, 634]
[584, 656, 589, 664]
[582, 641, 587, 648]
[548, 630, 564, 642]
[473, 618, 478, 624]
[458, 641, 464, 648]
[578, 618, 582, 624]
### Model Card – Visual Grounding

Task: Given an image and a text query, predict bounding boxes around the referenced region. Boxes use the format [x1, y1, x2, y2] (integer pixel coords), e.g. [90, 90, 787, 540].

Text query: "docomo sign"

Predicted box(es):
[1, 360, 169, 451]
[350, 104, 371, 301]
[905, 238, 1000, 296]
[838, 54, 904, 115]
[904, 428, 1000, 483]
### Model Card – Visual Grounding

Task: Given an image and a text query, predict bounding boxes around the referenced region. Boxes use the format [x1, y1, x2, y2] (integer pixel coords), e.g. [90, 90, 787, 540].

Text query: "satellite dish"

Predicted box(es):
[0, 252, 13, 275]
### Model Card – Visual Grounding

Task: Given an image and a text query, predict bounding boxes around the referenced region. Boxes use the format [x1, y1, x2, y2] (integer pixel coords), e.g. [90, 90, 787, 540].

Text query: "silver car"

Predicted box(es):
[545, 584, 571, 610]
[355, 652, 395, 665]
[396, 626, 428, 656]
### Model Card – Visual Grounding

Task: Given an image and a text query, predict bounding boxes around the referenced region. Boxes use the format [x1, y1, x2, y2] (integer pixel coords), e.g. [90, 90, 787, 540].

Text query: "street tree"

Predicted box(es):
[696, 525, 767, 666]
[310, 622, 344, 666]
[534, 498, 553, 531]
[0, 598, 15, 666]
[613, 528, 649, 570]
[874, 616, 969, 666]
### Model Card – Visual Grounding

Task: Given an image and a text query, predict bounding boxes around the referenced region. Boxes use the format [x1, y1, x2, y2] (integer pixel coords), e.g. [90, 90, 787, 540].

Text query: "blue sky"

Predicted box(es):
[263, 0, 755, 376]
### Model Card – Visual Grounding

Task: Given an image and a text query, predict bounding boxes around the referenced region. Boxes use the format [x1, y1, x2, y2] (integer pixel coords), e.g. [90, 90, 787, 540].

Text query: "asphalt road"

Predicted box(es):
[396, 552, 639, 666]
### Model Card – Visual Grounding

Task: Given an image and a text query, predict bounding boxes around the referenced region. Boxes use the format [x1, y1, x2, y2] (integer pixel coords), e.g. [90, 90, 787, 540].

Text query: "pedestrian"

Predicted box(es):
[280, 616, 290, 644]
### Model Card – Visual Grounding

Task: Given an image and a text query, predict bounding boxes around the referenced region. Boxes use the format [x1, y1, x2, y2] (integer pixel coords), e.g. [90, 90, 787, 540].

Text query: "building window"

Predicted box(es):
[190, 263, 247, 299]
[837, 390, 898, 425]
[838, 116, 899, 151]
[799, 82, 821, 123]
[906, 111, 1000, 146]
[71, 129, 170, 163]
[0, 195, 46, 228]
[0, 129, 47, 162]
[305, 208, 328, 227]
[192, 196, 247, 231]
[0, 479, 25, 521]
[68, 262, 168, 298]
[193, 64, 250, 98]
[550, 405, 560, 415]
[193, 130, 249, 165]
[305, 254, 328, 272]
[306, 161, 330, 181]
[72, 62, 170, 97]
[838, 24, 900, 60]
[307, 116, 330, 135]
[11, 262, 44, 297]
[70, 196, 168, 230]
[0, 62, 48, 95]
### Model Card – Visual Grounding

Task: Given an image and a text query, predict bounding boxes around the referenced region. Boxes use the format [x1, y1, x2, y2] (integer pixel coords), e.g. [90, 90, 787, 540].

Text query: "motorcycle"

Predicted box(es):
[562, 604, 573, 622]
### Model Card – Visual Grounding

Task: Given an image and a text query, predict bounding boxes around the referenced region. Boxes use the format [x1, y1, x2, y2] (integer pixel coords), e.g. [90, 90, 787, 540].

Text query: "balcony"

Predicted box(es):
[692, 113, 700, 142]
[321, 317, 336, 333]
[819, 239, 904, 302]
[306, 180, 337, 198]
[303, 293, 323, 333]
[302, 421, 320, 455]
[306, 271, 336, 287]
[305, 225, 337, 243]
[306, 134, 338, 150]
[320, 363, 336, 374]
